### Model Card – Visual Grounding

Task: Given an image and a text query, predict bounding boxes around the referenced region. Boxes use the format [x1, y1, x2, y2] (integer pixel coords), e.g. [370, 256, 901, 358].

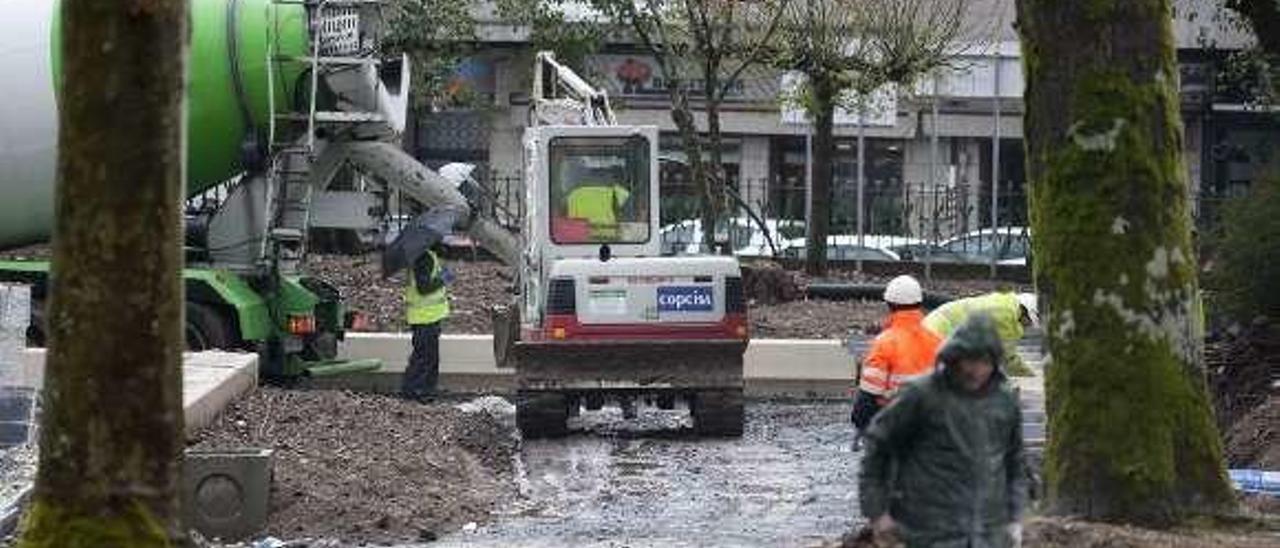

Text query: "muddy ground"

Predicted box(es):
[826, 517, 1280, 548]
[425, 401, 861, 548]
[190, 389, 518, 545]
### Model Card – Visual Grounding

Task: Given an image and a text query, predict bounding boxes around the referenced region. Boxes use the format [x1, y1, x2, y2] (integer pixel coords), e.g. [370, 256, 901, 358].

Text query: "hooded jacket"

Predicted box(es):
[858, 314, 1028, 548]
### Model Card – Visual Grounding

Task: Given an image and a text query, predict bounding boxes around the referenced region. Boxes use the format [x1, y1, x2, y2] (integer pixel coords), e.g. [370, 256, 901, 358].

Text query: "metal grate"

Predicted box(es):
[724, 277, 745, 314]
[318, 8, 361, 56]
[545, 278, 576, 315]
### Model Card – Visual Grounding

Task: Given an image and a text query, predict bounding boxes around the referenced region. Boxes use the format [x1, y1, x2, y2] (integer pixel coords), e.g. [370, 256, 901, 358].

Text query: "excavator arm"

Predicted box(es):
[531, 51, 616, 126]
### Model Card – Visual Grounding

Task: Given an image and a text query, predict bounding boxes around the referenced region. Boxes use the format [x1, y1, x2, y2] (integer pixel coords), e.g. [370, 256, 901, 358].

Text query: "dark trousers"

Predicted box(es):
[403, 321, 442, 399]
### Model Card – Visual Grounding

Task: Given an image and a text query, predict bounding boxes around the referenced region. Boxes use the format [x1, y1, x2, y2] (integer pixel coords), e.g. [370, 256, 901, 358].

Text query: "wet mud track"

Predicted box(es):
[429, 401, 860, 548]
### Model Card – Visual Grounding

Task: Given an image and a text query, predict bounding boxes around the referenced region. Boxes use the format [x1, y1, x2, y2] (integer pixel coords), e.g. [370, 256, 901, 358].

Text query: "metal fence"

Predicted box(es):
[478, 170, 1032, 265]
[476, 169, 1240, 272]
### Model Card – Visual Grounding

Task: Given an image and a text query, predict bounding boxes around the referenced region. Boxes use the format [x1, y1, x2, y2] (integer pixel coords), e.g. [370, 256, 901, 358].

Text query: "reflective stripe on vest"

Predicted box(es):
[405, 250, 450, 325]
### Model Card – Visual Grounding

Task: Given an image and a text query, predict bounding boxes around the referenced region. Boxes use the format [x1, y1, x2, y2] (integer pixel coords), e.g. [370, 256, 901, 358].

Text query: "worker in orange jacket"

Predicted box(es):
[851, 275, 943, 446]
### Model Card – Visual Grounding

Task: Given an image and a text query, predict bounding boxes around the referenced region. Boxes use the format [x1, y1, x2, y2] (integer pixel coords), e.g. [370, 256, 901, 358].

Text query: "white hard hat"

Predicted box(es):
[1016, 293, 1040, 326]
[884, 275, 924, 305]
[437, 163, 476, 188]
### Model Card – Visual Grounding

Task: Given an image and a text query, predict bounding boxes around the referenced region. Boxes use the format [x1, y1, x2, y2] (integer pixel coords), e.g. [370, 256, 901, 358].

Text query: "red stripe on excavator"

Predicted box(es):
[526, 313, 750, 341]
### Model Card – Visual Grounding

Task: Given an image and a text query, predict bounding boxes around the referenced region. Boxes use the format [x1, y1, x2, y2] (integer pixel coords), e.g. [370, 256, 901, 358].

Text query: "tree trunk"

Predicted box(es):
[21, 0, 188, 545]
[805, 75, 835, 276]
[704, 72, 730, 256]
[669, 89, 714, 253]
[1016, 0, 1234, 523]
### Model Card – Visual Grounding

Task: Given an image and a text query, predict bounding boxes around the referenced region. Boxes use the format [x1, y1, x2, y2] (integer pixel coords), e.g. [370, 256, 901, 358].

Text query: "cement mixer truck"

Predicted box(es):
[0, 0, 517, 378]
[0, 1, 747, 436]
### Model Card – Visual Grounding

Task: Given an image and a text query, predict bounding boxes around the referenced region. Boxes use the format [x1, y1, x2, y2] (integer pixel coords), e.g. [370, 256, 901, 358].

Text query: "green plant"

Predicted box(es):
[1208, 175, 1280, 323]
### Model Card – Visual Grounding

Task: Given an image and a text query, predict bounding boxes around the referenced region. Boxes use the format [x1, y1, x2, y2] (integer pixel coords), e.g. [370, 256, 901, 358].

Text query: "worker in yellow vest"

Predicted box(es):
[402, 247, 451, 401]
[923, 292, 1039, 376]
[566, 184, 631, 239]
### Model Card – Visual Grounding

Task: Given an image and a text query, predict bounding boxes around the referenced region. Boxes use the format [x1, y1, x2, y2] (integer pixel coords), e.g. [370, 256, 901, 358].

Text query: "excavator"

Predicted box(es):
[494, 52, 748, 437]
[0, 2, 746, 435]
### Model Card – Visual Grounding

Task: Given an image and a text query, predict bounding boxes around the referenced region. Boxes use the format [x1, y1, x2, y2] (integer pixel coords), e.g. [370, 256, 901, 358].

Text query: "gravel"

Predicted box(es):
[190, 389, 519, 545]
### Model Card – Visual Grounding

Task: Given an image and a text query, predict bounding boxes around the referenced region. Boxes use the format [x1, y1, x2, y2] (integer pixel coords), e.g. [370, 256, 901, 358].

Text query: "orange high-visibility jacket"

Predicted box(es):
[858, 309, 943, 403]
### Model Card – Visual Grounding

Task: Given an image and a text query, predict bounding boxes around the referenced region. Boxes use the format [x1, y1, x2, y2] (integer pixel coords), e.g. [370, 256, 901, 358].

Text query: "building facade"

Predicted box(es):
[413, 1, 1275, 240]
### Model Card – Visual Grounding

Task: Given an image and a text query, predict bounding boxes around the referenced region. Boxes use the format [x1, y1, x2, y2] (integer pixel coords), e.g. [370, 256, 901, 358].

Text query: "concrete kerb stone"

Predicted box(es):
[17, 348, 259, 435]
[339, 333, 859, 397]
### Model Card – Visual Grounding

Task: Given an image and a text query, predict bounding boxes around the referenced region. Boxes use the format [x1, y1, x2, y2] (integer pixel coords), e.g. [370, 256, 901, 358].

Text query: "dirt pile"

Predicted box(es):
[190, 388, 518, 544]
[303, 254, 514, 334]
[740, 261, 803, 305]
[307, 255, 1029, 339]
[1021, 517, 1280, 548]
[751, 299, 884, 339]
[1206, 322, 1280, 468]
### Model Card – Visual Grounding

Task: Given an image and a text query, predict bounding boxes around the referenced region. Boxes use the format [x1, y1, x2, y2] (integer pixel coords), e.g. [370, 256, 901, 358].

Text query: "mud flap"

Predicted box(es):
[691, 389, 745, 437]
[491, 302, 520, 369]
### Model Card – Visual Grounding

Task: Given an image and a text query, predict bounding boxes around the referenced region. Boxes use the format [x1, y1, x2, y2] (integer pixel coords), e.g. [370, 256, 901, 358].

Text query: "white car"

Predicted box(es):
[939, 226, 1032, 265]
[659, 217, 804, 257]
[779, 235, 903, 262]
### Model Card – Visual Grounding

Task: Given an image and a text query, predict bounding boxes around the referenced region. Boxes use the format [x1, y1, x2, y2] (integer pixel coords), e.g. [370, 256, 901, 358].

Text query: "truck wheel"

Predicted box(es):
[516, 391, 569, 439]
[691, 389, 745, 437]
[186, 302, 233, 351]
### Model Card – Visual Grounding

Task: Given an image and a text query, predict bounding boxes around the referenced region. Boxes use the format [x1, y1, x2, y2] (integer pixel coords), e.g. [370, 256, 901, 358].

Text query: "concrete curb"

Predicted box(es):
[343, 333, 858, 380]
[18, 349, 259, 435]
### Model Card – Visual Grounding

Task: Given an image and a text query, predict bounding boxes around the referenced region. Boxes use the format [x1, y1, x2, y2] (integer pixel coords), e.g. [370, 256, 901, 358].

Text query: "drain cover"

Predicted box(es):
[183, 449, 272, 542]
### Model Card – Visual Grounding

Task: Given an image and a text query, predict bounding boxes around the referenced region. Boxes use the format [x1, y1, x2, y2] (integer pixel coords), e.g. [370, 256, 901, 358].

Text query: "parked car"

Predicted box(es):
[939, 226, 1031, 265]
[732, 217, 806, 257]
[779, 235, 902, 262]
[889, 243, 985, 264]
[660, 217, 805, 257]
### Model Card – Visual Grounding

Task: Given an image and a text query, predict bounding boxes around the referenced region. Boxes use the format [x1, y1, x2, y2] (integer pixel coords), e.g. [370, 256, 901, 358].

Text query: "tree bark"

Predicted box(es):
[21, 0, 188, 545]
[1016, 0, 1234, 523]
[704, 65, 730, 256]
[805, 75, 835, 276]
[669, 89, 713, 252]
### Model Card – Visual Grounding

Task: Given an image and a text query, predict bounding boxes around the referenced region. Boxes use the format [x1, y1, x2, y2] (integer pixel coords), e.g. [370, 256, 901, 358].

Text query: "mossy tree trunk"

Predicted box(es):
[1015, 0, 1235, 523]
[20, 0, 188, 545]
[805, 75, 836, 276]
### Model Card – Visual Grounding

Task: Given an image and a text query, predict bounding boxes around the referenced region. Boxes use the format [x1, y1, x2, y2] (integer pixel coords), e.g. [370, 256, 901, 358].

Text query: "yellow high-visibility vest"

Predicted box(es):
[567, 184, 630, 227]
[404, 250, 449, 325]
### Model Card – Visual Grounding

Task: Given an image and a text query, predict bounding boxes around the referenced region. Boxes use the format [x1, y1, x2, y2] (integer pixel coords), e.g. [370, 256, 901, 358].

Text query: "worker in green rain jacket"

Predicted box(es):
[860, 314, 1028, 548]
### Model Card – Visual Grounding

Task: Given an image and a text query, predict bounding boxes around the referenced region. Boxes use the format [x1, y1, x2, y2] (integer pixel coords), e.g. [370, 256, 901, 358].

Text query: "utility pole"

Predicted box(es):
[991, 50, 1002, 278]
